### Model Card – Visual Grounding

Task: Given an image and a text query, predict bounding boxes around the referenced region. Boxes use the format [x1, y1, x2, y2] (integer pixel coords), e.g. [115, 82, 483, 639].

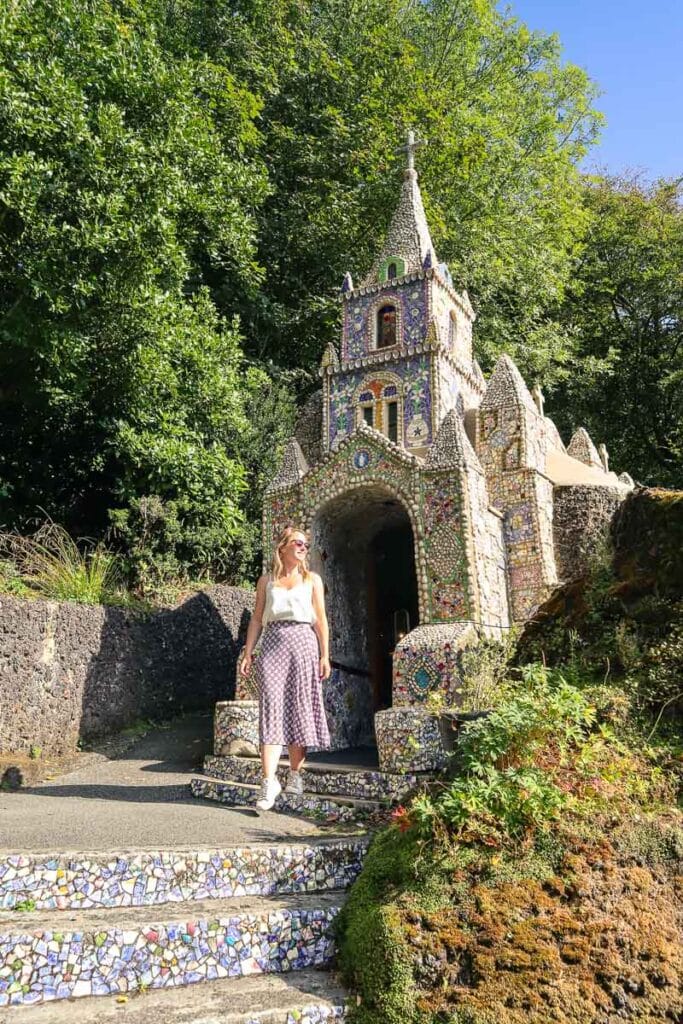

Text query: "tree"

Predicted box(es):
[162, 0, 601, 385]
[552, 175, 683, 488]
[0, 0, 292, 584]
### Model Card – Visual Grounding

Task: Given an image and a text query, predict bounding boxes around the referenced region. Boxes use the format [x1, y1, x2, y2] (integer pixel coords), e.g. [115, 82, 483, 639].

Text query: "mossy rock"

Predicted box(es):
[611, 487, 683, 597]
[337, 816, 683, 1024]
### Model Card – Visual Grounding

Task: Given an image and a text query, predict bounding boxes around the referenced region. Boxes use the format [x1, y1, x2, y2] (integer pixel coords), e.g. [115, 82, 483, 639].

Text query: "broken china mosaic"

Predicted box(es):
[327, 355, 432, 450]
[342, 279, 428, 361]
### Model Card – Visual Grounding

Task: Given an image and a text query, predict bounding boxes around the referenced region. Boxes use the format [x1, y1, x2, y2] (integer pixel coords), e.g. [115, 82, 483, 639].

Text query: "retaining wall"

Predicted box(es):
[0, 586, 253, 758]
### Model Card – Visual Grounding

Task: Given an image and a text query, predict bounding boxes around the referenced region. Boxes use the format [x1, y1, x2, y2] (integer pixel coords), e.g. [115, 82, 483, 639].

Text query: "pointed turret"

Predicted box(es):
[480, 354, 537, 414]
[425, 410, 482, 471]
[472, 359, 486, 390]
[320, 341, 340, 374]
[265, 438, 309, 493]
[567, 427, 603, 470]
[362, 138, 437, 286]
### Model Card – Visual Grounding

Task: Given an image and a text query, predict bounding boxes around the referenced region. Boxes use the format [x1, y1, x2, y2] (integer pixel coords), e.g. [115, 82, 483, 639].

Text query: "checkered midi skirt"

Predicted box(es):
[257, 622, 330, 748]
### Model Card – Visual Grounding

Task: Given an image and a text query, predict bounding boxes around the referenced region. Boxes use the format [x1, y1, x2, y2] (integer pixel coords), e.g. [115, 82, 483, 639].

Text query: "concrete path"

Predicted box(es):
[0, 715, 349, 853]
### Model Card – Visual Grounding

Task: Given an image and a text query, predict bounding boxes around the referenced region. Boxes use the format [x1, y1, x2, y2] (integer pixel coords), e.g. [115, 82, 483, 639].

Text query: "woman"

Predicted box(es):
[239, 526, 331, 811]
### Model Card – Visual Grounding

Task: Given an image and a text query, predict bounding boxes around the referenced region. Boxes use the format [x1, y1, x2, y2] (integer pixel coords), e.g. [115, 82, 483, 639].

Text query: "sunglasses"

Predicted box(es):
[291, 538, 310, 550]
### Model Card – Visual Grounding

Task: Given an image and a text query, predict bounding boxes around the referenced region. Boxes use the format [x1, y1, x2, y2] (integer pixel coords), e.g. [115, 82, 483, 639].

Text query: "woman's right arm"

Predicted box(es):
[239, 575, 267, 677]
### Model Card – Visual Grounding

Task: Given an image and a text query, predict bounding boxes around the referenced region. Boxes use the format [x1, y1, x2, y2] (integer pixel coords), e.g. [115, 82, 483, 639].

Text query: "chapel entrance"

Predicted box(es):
[310, 485, 419, 713]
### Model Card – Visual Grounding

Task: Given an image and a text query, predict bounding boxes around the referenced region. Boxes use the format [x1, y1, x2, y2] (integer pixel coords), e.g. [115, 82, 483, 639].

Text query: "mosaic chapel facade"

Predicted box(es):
[247, 142, 632, 773]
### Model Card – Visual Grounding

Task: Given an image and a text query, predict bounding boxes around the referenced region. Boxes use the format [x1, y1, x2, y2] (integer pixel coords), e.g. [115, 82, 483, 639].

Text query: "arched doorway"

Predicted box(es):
[310, 484, 419, 712]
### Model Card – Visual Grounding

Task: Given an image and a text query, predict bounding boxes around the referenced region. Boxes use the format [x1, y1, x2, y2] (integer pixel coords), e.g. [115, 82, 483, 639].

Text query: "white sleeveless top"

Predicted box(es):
[263, 576, 316, 625]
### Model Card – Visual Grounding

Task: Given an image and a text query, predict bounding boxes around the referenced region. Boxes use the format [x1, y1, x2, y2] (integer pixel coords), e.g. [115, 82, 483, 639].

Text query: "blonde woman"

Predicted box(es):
[240, 526, 331, 811]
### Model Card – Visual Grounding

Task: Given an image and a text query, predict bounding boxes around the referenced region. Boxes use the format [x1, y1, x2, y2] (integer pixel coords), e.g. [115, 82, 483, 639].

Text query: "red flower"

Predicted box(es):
[391, 805, 413, 832]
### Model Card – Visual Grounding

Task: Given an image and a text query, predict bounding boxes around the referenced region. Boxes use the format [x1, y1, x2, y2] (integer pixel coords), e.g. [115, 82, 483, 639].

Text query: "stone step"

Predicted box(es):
[0, 892, 342, 1008]
[203, 754, 424, 802]
[190, 778, 381, 826]
[0, 968, 348, 1023]
[0, 840, 368, 913]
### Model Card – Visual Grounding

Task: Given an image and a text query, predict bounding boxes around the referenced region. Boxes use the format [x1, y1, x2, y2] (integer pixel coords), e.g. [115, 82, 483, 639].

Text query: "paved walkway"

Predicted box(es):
[0, 715, 343, 853]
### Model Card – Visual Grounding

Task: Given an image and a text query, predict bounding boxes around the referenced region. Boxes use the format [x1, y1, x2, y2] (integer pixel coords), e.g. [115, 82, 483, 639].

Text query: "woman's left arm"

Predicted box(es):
[311, 573, 331, 680]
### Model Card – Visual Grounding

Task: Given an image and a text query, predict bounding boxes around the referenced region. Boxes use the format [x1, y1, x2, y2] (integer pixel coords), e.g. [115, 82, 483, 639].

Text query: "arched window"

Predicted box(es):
[377, 304, 397, 348]
[387, 262, 398, 280]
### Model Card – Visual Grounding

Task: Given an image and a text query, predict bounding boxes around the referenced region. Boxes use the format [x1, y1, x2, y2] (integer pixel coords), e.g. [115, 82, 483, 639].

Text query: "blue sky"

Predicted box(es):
[501, 0, 683, 180]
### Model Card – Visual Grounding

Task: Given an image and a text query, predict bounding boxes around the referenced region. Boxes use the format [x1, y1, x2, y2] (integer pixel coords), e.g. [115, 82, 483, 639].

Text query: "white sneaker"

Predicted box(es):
[255, 777, 282, 811]
[284, 769, 304, 798]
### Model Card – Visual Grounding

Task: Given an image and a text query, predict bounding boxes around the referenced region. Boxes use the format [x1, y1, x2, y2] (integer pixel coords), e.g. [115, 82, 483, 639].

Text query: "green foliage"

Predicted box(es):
[414, 666, 596, 843]
[336, 827, 450, 1024]
[0, 523, 121, 604]
[165, 0, 600, 384]
[519, 491, 683, 739]
[457, 632, 518, 712]
[553, 176, 683, 487]
[14, 899, 36, 913]
[0, 0, 287, 584]
[0, 558, 31, 597]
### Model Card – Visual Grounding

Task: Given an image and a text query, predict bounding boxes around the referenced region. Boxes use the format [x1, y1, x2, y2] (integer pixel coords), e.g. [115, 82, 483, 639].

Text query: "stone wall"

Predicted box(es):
[554, 485, 626, 581]
[0, 586, 253, 758]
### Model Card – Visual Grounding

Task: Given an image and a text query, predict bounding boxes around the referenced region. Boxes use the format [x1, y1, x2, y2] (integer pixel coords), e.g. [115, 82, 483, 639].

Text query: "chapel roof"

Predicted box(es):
[362, 138, 437, 287]
[425, 409, 482, 471]
[265, 438, 309, 493]
[567, 427, 603, 470]
[480, 353, 538, 413]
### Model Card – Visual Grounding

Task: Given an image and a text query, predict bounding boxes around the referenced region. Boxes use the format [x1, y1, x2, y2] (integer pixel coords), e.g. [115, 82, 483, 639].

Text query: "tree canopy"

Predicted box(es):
[552, 175, 683, 487]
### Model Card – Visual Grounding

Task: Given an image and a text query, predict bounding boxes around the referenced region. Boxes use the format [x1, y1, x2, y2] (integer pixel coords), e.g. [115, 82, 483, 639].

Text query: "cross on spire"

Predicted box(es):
[395, 129, 426, 172]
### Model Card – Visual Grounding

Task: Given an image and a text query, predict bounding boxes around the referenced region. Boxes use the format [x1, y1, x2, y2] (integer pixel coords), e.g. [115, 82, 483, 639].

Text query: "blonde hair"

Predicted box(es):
[271, 525, 311, 581]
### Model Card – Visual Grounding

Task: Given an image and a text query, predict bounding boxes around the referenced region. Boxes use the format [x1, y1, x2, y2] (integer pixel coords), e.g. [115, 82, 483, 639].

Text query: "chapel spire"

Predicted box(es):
[362, 130, 437, 287]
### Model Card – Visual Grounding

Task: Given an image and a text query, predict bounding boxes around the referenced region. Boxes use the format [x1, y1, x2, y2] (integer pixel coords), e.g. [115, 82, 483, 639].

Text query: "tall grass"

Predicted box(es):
[0, 524, 120, 604]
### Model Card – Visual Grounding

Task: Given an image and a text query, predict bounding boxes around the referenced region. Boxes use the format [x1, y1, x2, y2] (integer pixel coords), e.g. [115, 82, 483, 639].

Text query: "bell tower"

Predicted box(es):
[321, 132, 485, 458]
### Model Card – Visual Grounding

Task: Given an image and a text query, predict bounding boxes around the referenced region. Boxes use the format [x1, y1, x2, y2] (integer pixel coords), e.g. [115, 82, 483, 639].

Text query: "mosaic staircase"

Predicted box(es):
[0, 838, 367, 1019]
[190, 752, 426, 827]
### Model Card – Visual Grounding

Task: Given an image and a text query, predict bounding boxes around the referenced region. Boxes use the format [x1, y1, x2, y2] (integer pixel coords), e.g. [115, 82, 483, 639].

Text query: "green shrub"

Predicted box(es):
[413, 667, 596, 843]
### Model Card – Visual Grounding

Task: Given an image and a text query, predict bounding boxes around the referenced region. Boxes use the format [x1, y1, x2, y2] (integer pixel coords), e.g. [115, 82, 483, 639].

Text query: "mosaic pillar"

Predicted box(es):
[391, 622, 479, 707]
[214, 700, 259, 757]
[375, 707, 446, 773]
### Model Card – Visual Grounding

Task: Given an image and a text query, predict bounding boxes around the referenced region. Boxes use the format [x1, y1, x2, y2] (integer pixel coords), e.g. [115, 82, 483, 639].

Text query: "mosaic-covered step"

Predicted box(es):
[190, 778, 380, 826]
[0, 967, 348, 1023]
[0, 840, 368, 912]
[203, 754, 425, 802]
[0, 893, 340, 1007]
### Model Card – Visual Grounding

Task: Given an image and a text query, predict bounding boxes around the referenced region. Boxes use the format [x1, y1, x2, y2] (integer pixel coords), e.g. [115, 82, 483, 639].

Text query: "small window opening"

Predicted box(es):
[363, 406, 374, 427]
[387, 262, 398, 279]
[377, 305, 397, 348]
[387, 401, 398, 443]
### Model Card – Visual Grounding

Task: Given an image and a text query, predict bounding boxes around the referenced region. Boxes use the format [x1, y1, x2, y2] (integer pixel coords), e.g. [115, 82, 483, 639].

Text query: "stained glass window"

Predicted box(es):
[377, 305, 397, 348]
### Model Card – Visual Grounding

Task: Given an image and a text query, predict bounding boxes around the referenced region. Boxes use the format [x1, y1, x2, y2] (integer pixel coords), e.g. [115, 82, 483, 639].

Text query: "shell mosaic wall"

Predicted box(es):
[254, 138, 633, 773]
[190, 778, 373, 826]
[0, 906, 337, 1007]
[214, 700, 259, 757]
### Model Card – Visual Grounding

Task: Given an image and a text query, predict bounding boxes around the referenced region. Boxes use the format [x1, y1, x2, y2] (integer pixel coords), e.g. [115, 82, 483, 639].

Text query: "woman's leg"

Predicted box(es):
[261, 743, 282, 781]
[288, 744, 306, 772]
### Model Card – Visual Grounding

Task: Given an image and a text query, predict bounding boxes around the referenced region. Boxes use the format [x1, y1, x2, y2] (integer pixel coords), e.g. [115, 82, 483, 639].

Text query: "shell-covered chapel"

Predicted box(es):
[256, 138, 632, 771]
